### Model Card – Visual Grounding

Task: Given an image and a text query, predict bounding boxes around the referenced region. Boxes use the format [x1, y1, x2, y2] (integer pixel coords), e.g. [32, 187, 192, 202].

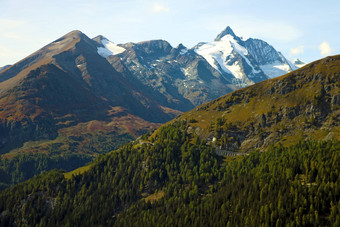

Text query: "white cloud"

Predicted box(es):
[152, 3, 170, 13]
[319, 41, 332, 56]
[290, 45, 304, 55]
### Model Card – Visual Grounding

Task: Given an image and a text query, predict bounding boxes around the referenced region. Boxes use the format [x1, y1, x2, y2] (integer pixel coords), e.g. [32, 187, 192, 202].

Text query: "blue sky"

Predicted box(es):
[0, 0, 339, 66]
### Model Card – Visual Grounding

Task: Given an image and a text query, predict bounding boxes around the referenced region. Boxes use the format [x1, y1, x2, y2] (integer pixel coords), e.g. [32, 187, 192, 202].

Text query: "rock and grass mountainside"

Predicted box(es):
[0, 55, 338, 226]
[178, 55, 339, 152]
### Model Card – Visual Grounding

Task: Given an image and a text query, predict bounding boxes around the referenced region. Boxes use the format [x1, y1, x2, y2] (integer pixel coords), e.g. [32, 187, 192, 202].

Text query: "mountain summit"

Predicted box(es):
[293, 58, 306, 67]
[214, 26, 238, 41]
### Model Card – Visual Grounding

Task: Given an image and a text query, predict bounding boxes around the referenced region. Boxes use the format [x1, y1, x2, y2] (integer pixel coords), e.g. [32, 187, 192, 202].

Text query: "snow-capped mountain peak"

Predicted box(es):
[194, 29, 265, 84]
[193, 26, 297, 85]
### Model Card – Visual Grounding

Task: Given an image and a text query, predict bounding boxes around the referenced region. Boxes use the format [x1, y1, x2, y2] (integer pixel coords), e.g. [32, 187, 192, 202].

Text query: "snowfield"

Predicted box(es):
[97, 38, 126, 58]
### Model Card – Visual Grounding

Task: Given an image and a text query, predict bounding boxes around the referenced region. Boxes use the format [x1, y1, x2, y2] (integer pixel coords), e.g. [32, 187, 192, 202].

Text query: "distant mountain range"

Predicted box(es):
[0, 26, 302, 154]
[0, 27, 309, 189]
[95, 26, 299, 107]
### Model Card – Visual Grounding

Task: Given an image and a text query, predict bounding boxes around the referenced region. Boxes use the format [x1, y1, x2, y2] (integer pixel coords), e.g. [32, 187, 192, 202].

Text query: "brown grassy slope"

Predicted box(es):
[0, 30, 82, 90]
[2, 108, 160, 159]
[0, 63, 160, 156]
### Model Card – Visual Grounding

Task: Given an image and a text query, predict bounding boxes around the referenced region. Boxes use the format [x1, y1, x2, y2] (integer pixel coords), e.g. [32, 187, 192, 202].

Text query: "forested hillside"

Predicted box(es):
[0, 121, 339, 226]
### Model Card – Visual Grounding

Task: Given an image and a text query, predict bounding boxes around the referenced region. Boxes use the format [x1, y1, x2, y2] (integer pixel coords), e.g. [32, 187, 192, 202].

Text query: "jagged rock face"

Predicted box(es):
[89, 26, 304, 111]
[214, 26, 240, 42]
[244, 39, 283, 65]
[95, 27, 297, 109]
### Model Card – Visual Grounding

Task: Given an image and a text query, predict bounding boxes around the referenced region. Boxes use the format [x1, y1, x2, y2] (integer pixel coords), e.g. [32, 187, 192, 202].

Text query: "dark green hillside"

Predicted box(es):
[117, 140, 339, 226]
[0, 121, 338, 226]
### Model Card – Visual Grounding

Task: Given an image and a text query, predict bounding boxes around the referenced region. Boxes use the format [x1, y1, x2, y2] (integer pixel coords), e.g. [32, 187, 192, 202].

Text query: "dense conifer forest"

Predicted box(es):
[0, 121, 338, 226]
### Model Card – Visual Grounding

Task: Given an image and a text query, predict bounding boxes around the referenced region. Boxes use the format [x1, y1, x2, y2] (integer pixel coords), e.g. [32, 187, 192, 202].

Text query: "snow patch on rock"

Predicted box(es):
[97, 38, 126, 58]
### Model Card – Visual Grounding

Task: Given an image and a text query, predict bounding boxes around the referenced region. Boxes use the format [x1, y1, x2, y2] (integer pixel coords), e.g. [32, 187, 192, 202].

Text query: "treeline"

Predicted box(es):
[0, 121, 338, 226]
